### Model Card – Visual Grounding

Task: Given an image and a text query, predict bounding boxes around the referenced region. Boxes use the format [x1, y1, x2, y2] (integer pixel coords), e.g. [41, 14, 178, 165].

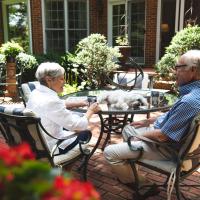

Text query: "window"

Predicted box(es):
[109, 0, 145, 64]
[112, 4, 126, 46]
[68, 0, 88, 52]
[45, 0, 65, 53]
[129, 0, 145, 63]
[44, 0, 88, 53]
[2, 0, 31, 52]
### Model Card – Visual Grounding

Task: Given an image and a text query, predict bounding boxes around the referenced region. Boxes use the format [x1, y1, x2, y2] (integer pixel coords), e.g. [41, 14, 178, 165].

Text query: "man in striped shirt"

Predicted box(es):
[104, 50, 200, 184]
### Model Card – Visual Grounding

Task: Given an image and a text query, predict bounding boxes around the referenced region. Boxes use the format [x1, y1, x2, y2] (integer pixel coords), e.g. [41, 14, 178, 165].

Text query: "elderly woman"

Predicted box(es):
[27, 62, 100, 154]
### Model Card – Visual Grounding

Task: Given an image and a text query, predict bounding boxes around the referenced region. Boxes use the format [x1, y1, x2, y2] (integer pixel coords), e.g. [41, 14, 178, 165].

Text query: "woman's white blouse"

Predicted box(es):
[27, 85, 88, 151]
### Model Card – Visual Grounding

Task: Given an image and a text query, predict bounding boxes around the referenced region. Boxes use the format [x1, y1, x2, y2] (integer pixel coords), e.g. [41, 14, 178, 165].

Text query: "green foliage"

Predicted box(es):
[164, 93, 178, 106]
[34, 53, 64, 65]
[59, 83, 80, 96]
[156, 25, 200, 78]
[16, 52, 38, 72]
[0, 54, 6, 66]
[73, 33, 121, 89]
[7, 2, 29, 52]
[60, 52, 79, 85]
[115, 34, 129, 46]
[0, 40, 24, 61]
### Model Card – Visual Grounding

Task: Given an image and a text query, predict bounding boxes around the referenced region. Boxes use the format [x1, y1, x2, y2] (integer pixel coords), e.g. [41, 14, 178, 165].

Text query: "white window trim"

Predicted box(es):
[2, 0, 32, 53]
[42, 0, 89, 54]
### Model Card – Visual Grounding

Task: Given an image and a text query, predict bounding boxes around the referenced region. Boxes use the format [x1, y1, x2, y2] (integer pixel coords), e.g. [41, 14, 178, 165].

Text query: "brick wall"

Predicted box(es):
[145, 0, 158, 67]
[89, 0, 107, 37]
[30, 0, 43, 54]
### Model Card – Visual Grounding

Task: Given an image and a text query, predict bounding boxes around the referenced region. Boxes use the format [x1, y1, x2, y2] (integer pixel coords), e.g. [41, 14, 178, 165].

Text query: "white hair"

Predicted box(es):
[181, 50, 200, 68]
[35, 62, 65, 84]
[179, 50, 200, 77]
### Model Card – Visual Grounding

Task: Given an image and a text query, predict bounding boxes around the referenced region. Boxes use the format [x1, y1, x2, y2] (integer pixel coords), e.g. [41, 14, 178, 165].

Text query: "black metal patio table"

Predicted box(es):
[62, 89, 172, 156]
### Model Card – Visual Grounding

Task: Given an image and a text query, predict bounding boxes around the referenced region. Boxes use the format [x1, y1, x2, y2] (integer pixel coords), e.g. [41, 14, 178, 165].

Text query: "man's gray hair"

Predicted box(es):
[182, 50, 200, 70]
[35, 62, 65, 84]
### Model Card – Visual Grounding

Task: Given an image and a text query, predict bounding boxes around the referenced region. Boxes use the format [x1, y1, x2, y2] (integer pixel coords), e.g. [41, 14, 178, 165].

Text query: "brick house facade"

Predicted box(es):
[0, 0, 199, 68]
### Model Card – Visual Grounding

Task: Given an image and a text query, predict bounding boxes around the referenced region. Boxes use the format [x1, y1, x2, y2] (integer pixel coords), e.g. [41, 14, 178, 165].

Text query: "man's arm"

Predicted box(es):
[142, 129, 169, 142]
[130, 117, 157, 128]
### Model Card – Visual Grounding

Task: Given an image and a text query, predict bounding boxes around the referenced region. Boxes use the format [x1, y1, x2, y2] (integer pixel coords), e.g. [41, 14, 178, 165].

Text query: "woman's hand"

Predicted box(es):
[86, 102, 101, 120]
[88, 102, 101, 113]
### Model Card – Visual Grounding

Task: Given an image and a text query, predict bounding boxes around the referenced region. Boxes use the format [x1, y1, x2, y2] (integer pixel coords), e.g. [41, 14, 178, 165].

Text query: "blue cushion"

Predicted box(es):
[21, 81, 39, 103]
[0, 106, 36, 117]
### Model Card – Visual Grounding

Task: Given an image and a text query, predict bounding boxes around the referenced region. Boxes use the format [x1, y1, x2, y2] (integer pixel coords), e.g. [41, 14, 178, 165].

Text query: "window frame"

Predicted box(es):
[42, 0, 89, 54]
[2, 0, 32, 53]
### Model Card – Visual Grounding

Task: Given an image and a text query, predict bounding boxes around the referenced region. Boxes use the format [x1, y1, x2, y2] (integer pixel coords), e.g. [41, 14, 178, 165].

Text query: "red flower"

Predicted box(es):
[49, 176, 100, 200]
[13, 142, 35, 160]
[0, 142, 35, 166]
[6, 172, 14, 182]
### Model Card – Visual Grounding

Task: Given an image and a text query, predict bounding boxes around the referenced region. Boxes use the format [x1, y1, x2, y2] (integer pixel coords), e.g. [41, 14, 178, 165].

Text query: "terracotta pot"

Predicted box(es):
[5, 62, 17, 97]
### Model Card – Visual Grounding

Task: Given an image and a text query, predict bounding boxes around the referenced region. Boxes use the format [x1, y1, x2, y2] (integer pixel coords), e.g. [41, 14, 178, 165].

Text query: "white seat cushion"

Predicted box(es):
[139, 159, 177, 173]
[53, 143, 89, 165]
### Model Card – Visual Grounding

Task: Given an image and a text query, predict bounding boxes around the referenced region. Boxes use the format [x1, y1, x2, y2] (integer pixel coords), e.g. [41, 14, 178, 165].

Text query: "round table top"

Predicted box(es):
[62, 89, 174, 115]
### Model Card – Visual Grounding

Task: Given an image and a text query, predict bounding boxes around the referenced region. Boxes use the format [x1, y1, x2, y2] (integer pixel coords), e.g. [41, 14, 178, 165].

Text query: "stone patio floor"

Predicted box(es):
[0, 100, 200, 200]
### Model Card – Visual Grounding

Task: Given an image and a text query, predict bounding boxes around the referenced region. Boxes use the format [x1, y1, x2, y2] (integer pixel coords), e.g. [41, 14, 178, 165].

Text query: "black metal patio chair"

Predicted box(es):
[127, 113, 200, 200]
[0, 105, 91, 180]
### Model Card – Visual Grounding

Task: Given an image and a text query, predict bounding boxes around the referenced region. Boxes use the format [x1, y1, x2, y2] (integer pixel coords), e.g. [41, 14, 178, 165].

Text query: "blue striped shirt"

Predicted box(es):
[154, 80, 200, 142]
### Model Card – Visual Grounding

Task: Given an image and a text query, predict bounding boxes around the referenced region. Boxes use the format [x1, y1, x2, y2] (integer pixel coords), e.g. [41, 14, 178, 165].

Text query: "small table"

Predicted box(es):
[63, 89, 172, 155]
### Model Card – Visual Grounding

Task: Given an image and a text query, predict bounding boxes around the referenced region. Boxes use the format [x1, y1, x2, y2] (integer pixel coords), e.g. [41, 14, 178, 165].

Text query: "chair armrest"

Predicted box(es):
[78, 135, 91, 156]
[127, 136, 144, 161]
[127, 135, 179, 160]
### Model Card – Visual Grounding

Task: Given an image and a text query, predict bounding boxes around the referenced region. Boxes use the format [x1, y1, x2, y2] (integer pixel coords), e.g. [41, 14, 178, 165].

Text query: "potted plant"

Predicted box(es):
[73, 33, 121, 89]
[0, 40, 24, 63]
[115, 34, 132, 65]
[0, 41, 24, 97]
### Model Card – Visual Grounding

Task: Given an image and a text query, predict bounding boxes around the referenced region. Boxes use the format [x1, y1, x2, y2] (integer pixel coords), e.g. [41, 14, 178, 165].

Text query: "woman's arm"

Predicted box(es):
[65, 100, 88, 109]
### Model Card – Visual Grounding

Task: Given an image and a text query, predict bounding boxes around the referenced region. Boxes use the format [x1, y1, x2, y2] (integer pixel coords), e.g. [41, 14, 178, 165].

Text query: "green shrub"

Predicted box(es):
[73, 33, 121, 89]
[156, 25, 200, 79]
[34, 53, 64, 65]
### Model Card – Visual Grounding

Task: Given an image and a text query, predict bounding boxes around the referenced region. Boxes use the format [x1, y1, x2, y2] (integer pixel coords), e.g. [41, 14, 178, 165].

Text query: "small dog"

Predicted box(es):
[97, 90, 148, 110]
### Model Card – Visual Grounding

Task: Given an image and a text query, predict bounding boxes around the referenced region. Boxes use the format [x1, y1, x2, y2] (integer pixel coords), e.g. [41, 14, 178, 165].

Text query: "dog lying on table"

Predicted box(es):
[97, 90, 148, 110]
